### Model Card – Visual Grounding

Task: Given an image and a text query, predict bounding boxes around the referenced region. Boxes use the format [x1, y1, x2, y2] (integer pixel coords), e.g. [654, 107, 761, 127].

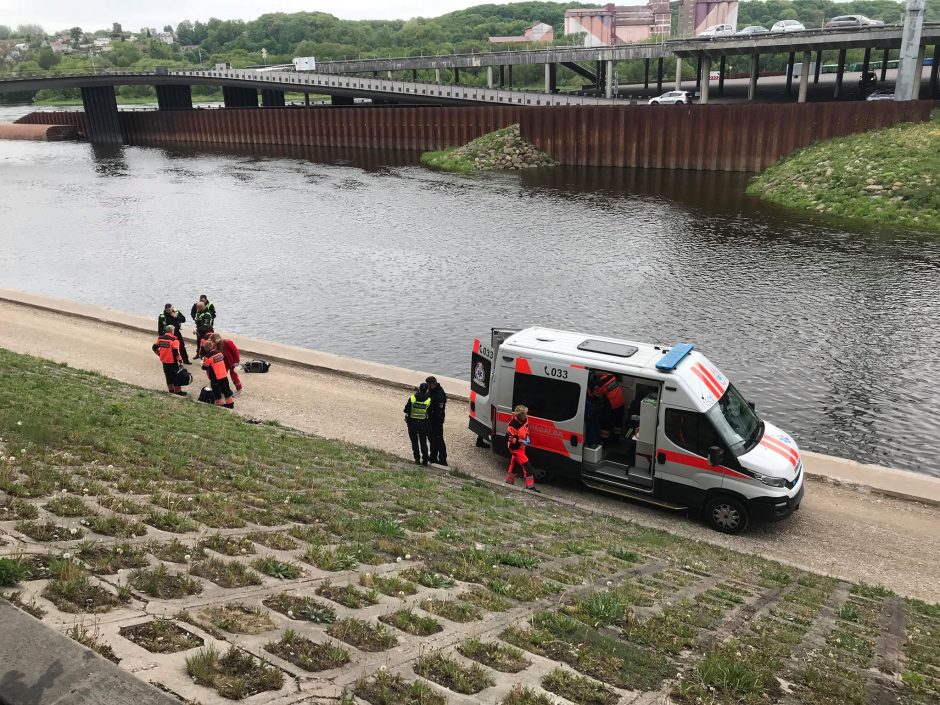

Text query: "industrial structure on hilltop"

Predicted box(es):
[564, 1, 739, 46]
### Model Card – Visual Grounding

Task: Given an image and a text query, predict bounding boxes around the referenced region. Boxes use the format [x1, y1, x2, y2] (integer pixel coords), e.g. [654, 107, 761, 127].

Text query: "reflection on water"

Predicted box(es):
[0, 125, 938, 476]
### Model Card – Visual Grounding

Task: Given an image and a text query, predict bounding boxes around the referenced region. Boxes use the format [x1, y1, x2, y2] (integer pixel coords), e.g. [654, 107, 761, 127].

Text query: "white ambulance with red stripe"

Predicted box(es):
[469, 328, 803, 534]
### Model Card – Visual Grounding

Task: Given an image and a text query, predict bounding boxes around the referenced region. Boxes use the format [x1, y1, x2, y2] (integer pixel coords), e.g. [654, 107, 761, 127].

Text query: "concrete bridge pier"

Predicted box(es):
[932, 44, 940, 96]
[487, 66, 494, 88]
[260, 89, 285, 107]
[814, 50, 823, 83]
[785, 53, 795, 95]
[508, 65, 514, 88]
[304, 92, 310, 106]
[675, 57, 683, 90]
[656, 57, 664, 91]
[881, 48, 890, 81]
[604, 60, 614, 99]
[155, 84, 192, 111]
[80, 86, 123, 144]
[644, 58, 650, 89]
[748, 54, 759, 100]
[913, 45, 926, 96]
[834, 49, 847, 98]
[435, 68, 441, 84]
[222, 87, 258, 108]
[498, 65, 505, 88]
[700, 56, 711, 104]
[897, 0, 925, 100]
[718, 56, 726, 95]
[862, 47, 872, 81]
[544, 63, 557, 93]
[798, 51, 812, 103]
[454, 67, 460, 84]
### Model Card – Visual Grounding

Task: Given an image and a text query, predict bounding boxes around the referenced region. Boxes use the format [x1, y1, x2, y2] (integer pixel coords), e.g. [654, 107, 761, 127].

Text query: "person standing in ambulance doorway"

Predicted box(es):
[588, 370, 626, 445]
[158, 304, 190, 365]
[200, 340, 235, 408]
[506, 405, 540, 493]
[152, 325, 186, 396]
[426, 376, 447, 466]
[404, 383, 432, 465]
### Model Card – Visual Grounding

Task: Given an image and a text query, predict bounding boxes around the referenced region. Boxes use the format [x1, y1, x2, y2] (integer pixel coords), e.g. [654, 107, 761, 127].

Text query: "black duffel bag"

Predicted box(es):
[175, 368, 193, 387]
[243, 359, 271, 373]
[198, 386, 215, 404]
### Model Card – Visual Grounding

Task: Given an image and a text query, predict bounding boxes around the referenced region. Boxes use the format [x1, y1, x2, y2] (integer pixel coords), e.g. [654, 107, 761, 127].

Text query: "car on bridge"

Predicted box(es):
[648, 90, 692, 105]
[770, 20, 807, 33]
[698, 24, 735, 38]
[825, 15, 885, 29]
[735, 26, 770, 36]
[865, 89, 895, 101]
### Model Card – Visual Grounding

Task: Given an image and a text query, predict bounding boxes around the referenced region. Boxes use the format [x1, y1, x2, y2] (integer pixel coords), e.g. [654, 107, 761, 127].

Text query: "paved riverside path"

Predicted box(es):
[0, 293, 938, 602]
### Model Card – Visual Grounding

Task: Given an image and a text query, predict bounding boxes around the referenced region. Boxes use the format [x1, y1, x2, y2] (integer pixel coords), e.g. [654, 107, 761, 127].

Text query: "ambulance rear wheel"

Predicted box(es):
[531, 465, 553, 483]
[704, 495, 749, 534]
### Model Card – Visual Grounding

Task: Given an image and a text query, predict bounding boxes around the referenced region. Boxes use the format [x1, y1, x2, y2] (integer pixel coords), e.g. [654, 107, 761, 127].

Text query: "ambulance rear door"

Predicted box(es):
[508, 355, 589, 477]
[469, 329, 517, 443]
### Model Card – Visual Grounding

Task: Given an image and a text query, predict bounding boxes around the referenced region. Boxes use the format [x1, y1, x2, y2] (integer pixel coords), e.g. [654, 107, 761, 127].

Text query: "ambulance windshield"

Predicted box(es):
[707, 383, 762, 456]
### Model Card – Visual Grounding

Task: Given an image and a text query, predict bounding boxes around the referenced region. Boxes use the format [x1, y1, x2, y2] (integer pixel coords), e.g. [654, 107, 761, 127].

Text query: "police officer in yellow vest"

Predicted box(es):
[404, 382, 432, 465]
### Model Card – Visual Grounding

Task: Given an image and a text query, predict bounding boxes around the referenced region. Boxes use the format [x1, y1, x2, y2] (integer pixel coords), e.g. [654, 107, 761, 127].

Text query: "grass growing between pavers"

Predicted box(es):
[2, 348, 940, 703]
[353, 670, 446, 705]
[264, 629, 350, 671]
[120, 618, 203, 653]
[186, 644, 283, 700]
[414, 650, 495, 694]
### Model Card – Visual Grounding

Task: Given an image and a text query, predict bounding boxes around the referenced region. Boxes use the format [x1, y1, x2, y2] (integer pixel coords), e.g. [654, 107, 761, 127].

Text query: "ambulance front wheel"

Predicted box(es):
[703, 495, 749, 534]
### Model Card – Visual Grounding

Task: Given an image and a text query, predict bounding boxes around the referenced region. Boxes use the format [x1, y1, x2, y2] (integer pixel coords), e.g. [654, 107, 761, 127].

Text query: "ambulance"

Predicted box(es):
[469, 328, 804, 534]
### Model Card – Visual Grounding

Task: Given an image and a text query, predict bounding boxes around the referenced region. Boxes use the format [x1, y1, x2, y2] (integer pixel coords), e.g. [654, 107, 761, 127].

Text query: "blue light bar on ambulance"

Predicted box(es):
[656, 343, 695, 371]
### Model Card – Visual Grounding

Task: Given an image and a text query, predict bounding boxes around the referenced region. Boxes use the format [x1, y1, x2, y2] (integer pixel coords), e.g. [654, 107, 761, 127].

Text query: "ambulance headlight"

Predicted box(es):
[753, 471, 787, 488]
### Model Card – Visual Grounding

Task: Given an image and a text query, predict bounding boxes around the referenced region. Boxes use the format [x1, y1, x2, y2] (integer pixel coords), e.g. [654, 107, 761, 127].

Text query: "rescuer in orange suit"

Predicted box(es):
[201, 340, 235, 408]
[152, 325, 186, 395]
[506, 405, 540, 493]
[589, 370, 626, 443]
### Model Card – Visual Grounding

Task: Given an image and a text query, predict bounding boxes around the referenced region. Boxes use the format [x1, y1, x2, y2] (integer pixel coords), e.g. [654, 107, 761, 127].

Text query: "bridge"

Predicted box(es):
[317, 25, 940, 100]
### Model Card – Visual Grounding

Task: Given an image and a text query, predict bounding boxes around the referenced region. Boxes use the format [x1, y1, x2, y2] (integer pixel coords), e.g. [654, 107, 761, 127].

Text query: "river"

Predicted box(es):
[1, 106, 938, 476]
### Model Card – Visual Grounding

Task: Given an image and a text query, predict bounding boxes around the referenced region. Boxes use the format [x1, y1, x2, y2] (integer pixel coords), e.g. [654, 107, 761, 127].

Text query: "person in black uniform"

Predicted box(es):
[404, 382, 432, 466]
[426, 376, 447, 466]
[191, 294, 217, 325]
[157, 303, 190, 365]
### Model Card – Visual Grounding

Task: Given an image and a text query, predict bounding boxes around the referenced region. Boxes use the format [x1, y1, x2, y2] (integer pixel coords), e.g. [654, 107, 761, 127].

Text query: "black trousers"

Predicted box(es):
[407, 420, 430, 462]
[210, 377, 234, 404]
[177, 335, 190, 364]
[161, 362, 178, 388]
[429, 416, 447, 462]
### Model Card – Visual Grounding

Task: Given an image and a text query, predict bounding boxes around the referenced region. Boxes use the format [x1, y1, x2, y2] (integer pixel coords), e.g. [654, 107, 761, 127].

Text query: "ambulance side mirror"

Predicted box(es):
[707, 446, 725, 467]
[748, 401, 756, 411]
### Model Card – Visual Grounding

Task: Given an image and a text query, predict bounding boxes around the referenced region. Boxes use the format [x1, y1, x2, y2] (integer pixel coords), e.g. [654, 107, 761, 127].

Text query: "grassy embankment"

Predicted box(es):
[421, 124, 556, 174]
[0, 347, 938, 704]
[747, 112, 940, 233]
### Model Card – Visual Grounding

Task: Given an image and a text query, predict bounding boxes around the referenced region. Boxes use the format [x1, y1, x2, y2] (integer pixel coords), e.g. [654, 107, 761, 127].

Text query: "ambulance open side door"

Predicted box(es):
[507, 356, 589, 477]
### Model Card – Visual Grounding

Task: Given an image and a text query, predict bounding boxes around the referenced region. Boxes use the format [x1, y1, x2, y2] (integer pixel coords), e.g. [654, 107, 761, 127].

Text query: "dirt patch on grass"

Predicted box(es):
[199, 602, 275, 634]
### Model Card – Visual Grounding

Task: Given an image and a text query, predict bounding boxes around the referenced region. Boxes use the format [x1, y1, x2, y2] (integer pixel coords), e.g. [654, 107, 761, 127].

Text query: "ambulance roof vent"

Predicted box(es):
[535, 335, 555, 342]
[656, 343, 695, 371]
[577, 339, 638, 358]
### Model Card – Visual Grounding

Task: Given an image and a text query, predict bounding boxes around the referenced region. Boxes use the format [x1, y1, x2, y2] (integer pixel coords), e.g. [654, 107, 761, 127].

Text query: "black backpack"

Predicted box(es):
[243, 359, 271, 373]
[197, 387, 215, 404]
[175, 368, 193, 387]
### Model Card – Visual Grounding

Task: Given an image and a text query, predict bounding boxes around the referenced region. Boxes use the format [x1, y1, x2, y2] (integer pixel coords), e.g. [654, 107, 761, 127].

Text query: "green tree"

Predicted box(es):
[0, 25, 12, 40]
[111, 22, 123, 37]
[109, 41, 142, 67]
[69, 27, 83, 44]
[37, 46, 59, 69]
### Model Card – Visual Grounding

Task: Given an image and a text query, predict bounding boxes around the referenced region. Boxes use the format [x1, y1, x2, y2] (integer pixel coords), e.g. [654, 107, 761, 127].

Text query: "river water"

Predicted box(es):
[1, 106, 938, 476]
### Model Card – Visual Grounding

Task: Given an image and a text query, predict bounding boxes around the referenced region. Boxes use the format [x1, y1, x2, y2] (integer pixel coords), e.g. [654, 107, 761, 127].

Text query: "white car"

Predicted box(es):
[771, 20, 806, 33]
[698, 24, 735, 38]
[649, 90, 691, 105]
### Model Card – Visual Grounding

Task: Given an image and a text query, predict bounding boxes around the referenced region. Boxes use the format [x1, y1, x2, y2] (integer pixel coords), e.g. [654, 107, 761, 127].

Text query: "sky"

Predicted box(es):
[0, 1, 537, 32]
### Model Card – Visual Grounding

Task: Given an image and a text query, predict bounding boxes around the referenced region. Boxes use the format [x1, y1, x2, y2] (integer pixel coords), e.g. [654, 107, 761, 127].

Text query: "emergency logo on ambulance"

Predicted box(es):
[473, 361, 487, 387]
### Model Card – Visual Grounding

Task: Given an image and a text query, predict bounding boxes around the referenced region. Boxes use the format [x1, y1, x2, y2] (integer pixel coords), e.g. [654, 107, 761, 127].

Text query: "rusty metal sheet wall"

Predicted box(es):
[519, 101, 937, 172]
[16, 101, 936, 171]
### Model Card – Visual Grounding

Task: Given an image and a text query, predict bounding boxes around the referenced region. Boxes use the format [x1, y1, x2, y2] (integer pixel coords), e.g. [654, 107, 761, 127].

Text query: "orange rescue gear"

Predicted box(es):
[506, 416, 537, 490]
[153, 333, 181, 364]
[203, 352, 228, 381]
[591, 371, 625, 410]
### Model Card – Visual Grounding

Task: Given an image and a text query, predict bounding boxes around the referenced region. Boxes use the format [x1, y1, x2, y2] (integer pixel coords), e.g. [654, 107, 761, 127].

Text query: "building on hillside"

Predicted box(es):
[49, 39, 72, 54]
[488, 22, 554, 44]
[93, 37, 111, 48]
[564, 3, 672, 46]
[155, 31, 175, 45]
[677, 0, 739, 37]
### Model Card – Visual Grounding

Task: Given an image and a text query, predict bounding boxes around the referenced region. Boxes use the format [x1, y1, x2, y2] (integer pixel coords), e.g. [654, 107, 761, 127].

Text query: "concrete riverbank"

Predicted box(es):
[1, 288, 939, 600]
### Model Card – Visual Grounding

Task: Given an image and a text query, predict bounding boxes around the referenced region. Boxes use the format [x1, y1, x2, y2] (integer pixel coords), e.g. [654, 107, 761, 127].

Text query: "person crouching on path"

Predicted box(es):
[404, 382, 432, 466]
[211, 332, 243, 396]
[197, 326, 214, 360]
[152, 325, 186, 396]
[201, 341, 235, 408]
[158, 303, 190, 365]
[507, 405, 540, 492]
